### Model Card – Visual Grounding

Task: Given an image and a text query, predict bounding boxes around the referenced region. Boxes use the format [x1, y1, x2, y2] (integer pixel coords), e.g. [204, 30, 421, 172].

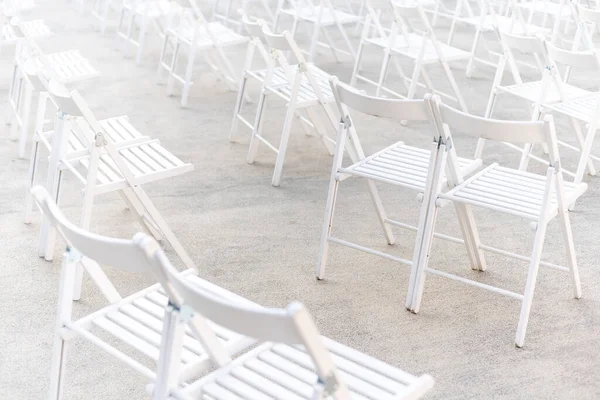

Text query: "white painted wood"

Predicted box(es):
[407, 98, 586, 347]
[31, 187, 258, 398]
[157, 3, 248, 106]
[318, 79, 481, 287]
[273, 0, 362, 62]
[139, 236, 434, 399]
[244, 25, 339, 186]
[351, 1, 469, 112]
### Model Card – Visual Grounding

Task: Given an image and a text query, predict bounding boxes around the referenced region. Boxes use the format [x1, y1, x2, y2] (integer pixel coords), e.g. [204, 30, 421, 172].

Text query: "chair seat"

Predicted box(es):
[499, 80, 592, 104]
[518, 1, 571, 16]
[546, 94, 600, 123]
[460, 15, 550, 35]
[73, 270, 256, 383]
[440, 163, 587, 220]
[50, 116, 149, 157]
[366, 33, 470, 63]
[339, 142, 482, 191]
[181, 339, 433, 399]
[169, 21, 248, 49]
[280, 6, 362, 25]
[258, 65, 334, 106]
[41, 50, 100, 84]
[78, 138, 193, 193]
[2, 19, 53, 42]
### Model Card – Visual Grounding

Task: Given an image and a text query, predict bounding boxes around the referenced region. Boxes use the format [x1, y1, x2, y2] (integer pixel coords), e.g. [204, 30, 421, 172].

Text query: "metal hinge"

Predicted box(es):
[66, 246, 83, 263]
[341, 115, 352, 128]
[168, 301, 196, 324]
[316, 374, 339, 397]
[94, 132, 107, 147]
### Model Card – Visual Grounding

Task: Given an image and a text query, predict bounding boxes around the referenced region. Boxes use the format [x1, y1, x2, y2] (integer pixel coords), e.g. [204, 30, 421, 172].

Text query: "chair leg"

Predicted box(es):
[308, 22, 321, 63]
[407, 202, 440, 313]
[455, 204, 486, 271]
[166, 42, 181, 97]
[49, 253, 76, 400]
[230, 74, 248, 142]
[48, 337, 68, 400]
[375, 50, 392, 97]
[157, 33, 170, 81]
[466, 27, 482, 78]
[136, 17, 148, 65]
[316, 177, 340, 280]
[366, 180, 395, 245]
[181, 45, 197, 107]
[558, 197, 582, 299]
[573, 119, 598, 184]
[350, 40, 365, 86]
[24, 140, 40, 224]
[271, 74, 302, 187]
[17, 84, 33, 159]
[304, 107, 334, 155]
[515, 219, 549, 348]
[247, 90, 268, 165]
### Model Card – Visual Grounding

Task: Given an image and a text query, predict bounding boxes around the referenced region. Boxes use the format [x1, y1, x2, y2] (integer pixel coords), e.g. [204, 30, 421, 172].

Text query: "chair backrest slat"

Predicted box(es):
[501, 32, 545, 56]
[31, 186, 150, 273]
[145, 246, 305, 344]
[545, 41, 599, 69]
[331, 77, 431, 121]
[436, 102, 547, 145]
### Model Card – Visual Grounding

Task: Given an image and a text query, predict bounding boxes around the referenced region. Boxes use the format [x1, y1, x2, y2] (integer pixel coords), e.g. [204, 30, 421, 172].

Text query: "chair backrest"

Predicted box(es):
[545, 40, 600, 70]
[577, 4, 600, 25]
[435, 100, 549, 146]
[330, 76, 432, 121]
[501, 32, 546, 56]
[31, 186, 151, 274]
[139, 236, 351, 397]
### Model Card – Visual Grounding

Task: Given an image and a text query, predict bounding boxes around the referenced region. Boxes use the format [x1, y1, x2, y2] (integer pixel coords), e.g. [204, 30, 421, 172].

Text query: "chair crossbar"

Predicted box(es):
[424, 267, 525, 300]
[65, 323, 157, 379]
[327, 236, 412, 265]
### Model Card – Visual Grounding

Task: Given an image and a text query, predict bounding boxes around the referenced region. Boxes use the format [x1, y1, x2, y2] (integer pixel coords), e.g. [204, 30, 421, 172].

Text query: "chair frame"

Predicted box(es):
[157, 2, 248, 106]
[317, 79, 483, 282]
[34, 80, 196, 300]
[351, 1, 469, 112]
[246, 25, 338, 186]
[139, 231, 435, 399]
[406, 100, 584, 347]
[273, 0, 361, 63]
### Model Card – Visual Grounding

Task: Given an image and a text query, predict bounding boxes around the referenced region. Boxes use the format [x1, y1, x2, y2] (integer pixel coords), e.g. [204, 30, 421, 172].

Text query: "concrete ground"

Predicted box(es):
[2, 1, 600, 399]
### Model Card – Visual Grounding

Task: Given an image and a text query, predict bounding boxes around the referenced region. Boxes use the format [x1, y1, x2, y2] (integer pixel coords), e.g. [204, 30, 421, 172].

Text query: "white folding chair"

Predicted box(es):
[157, 2, 248, 106]
[6, 38, 99, 158]
[31, 186, 256, 400]
[351, 1, 469, 112]
[116, 0, 172, 64]
[447, 0, 551, 77]
[407, 100, 586, 347]
[92, 0, 123, 33]
[317, 78, 482, 281]
[0, 16, 53, 57]
[212, 0, 274, 29]
[142, 235, 435, 400]
[517, 0, 572, 39]
[541, 42, 600, 185]
[32, 80, 196, 300]
[246, 25, 339, 186]
[273, 0, 362, 62]
[479, 33, 594, 177]
[230, 12, 324, 142]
